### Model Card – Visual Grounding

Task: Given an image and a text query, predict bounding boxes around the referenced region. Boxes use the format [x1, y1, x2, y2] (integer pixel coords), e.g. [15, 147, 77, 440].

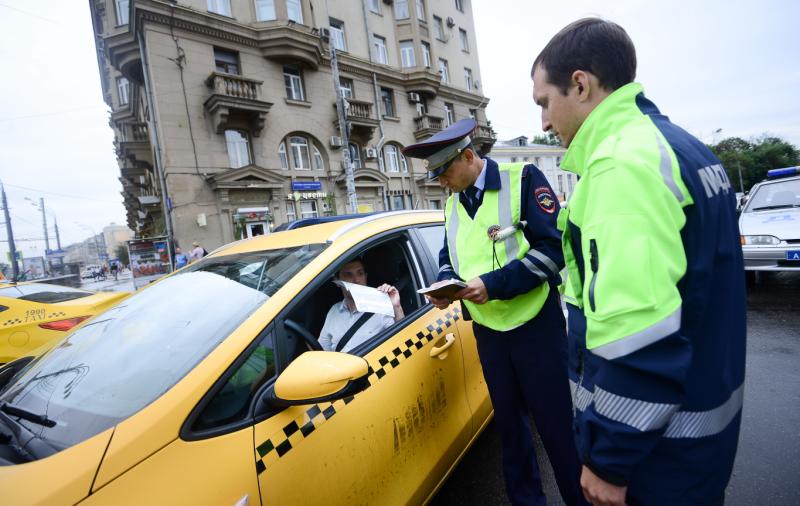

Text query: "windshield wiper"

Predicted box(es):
[752, 204, 799, 211]
[0, 402, 56, 428]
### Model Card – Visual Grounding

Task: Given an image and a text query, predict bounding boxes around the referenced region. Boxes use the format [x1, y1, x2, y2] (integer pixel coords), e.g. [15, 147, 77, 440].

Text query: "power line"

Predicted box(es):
[3, 183, 120, 204]
[0, 3, 59, 24]
[0, 105, 106, 123]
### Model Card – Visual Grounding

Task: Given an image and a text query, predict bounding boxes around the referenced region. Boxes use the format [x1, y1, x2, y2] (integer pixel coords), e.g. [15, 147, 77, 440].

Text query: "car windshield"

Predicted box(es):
[0, 244, 325, 454]
[745, 179, 800, 212]
[0, 284, 93, 303]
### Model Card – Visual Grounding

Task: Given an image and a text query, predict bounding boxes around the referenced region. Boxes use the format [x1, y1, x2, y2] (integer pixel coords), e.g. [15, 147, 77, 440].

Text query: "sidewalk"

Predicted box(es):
[80, 271, 135, 293]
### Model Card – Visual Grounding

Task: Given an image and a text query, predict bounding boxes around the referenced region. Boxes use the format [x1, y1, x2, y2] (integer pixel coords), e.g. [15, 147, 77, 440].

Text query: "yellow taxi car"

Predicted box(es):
[0, 282, 130, 364]
[0, 211, 492, 505]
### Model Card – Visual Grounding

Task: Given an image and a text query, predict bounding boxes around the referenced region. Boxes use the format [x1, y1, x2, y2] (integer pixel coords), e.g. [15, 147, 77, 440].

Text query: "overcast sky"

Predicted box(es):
[1, 0, 798, 261]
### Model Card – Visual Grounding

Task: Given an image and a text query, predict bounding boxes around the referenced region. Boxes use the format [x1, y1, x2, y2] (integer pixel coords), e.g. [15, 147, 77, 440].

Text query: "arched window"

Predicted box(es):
[383, 144, 407, 173]
[225, 129, 252, 168]
[279, 134, 326, 171]
[349, 142, 362, 169]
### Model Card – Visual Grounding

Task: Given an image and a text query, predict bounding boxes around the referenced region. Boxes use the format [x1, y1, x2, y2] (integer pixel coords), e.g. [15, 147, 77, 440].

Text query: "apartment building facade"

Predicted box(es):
[490, 136, 576, 201]
[89, 0, 495, 250]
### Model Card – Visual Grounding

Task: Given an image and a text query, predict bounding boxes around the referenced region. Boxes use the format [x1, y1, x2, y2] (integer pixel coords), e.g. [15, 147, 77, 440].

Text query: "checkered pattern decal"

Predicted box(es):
[2, 318, 23, 327]
[3, 312, 67, 327]
[254, 306, 461, 475]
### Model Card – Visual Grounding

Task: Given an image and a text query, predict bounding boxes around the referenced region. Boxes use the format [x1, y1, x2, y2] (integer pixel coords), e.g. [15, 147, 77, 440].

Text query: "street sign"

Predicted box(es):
[291, 181, 322, 191]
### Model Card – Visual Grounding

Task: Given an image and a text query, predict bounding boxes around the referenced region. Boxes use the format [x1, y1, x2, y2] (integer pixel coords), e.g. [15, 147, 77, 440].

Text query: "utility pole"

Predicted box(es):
[1, 180, 20, 281]
[54, 215, 62, 250]
[329, 44, 358, 213]
[736, 160, 745, 194]
[39, 197, 50, 252]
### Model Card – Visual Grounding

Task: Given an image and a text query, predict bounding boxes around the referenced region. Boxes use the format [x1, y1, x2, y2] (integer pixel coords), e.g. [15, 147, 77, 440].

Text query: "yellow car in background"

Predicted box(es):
[0, 282, 130, 364]
[0, 211, 492, 505]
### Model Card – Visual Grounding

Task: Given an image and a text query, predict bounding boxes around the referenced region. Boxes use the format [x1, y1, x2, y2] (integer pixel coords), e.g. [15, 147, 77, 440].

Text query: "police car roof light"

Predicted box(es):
[766, 166, 800, 179]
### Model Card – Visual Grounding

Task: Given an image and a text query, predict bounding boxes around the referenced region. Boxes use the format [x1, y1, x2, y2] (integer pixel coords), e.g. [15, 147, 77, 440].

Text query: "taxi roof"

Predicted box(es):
[212, 210, 443, 256]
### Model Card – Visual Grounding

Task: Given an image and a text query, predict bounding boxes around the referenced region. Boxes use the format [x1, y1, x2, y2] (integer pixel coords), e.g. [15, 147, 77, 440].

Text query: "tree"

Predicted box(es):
[115, 244, 129, 266]
[531, 132, 562, 146]
[708, 135, 799, 193]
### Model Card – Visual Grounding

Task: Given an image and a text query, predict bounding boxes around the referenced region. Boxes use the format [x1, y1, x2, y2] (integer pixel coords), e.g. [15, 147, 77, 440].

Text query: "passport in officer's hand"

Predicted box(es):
[417, 279, 467, 300]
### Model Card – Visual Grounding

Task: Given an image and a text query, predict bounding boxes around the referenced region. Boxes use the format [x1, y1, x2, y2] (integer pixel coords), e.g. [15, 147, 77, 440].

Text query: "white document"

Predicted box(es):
[333, 280, 395, 317]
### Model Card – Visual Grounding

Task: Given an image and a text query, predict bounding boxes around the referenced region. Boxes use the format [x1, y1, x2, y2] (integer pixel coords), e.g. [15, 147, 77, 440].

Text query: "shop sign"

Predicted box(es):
[287, 191, 327, 201]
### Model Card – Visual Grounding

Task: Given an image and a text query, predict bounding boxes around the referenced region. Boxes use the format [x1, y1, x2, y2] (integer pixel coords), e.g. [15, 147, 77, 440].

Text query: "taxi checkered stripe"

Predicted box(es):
[254, 306, 461, 475]
[3, 312, 67, 326]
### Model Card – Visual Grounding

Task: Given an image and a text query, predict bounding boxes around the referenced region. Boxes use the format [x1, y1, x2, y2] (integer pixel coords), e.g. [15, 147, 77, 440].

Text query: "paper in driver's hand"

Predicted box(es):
[417, 279, 467, 299]
[333, 280, 395, 316]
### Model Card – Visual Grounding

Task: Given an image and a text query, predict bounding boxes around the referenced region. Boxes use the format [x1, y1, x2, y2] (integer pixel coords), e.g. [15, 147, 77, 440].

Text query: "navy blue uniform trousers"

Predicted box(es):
[472, 289, 584, 506]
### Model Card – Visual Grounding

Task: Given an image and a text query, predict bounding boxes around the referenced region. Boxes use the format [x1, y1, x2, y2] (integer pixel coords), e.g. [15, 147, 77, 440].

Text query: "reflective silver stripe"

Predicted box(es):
[591, 307, 681, 360]
[438, 264, 454, 274]
[569, 380, 594, 412]
[521, 256, 548, 282]
[528, 248, 559, 275]
[594, 386, 679, 432]
[664, 383, 744, 439]
[447, 197, 460, 274]
[498, 170, 519, 260]
[573, 382, 744, 439]
[656, 134, 684, 203]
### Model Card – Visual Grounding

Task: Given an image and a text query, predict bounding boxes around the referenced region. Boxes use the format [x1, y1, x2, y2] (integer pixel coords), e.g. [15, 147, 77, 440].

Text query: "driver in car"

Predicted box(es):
[319, 258, 404, 353]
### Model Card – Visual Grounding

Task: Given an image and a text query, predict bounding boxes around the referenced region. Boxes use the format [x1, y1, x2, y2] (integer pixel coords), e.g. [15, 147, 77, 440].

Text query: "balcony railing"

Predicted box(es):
[413, 114, 444, 140]
[346, 99, 373, 120]
[206, 72, 263, 101]
[120, 122, 148, 143]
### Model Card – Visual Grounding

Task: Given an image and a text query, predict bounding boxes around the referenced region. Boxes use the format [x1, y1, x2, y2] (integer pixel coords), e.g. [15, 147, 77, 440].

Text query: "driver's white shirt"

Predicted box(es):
[319, 301, 395, 353]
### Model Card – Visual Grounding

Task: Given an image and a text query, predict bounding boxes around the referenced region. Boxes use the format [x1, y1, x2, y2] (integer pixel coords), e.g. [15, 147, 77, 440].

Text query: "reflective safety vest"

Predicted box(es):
[444, 163, 549, 331]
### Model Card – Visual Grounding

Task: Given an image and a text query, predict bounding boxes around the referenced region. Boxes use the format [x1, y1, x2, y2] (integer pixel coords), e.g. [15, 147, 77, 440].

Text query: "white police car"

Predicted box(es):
[739, 166, 800, 278]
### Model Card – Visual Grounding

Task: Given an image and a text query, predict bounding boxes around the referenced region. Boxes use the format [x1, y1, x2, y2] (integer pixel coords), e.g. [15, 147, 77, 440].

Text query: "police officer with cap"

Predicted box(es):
[403, 119, 585, 505]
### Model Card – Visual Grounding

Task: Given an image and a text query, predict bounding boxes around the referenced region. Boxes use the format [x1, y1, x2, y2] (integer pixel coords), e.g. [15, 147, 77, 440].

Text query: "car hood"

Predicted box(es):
[740, 208, 800, 240]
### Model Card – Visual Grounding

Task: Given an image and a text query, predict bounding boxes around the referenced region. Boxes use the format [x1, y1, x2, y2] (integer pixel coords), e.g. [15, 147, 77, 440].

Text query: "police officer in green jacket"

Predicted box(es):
[403, 119, 585, 506]
[532, 18, 746, 506]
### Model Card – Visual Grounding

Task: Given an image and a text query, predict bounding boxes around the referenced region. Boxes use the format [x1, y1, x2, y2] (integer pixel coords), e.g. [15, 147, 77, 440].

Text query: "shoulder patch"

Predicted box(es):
[534, 186, 556, 214]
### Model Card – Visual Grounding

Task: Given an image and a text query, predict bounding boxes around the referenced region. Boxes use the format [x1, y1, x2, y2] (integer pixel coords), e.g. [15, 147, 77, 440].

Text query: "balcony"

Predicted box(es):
[404, 68, 441, 97]
[116, 122, 152, 164]
[257, 23, 323, 70]
[204, 72, 273, 137]
[413, 114, 444, 140]
[343, 98, 379, 141]
[472, 121, 497, 155]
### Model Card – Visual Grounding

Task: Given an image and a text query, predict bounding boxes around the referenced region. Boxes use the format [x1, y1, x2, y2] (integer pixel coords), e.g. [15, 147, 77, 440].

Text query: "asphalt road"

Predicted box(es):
[432, 271, 800, 505]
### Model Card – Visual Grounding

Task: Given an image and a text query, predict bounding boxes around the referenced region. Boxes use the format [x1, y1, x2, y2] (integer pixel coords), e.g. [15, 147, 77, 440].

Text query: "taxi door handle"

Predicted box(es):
[430, 333, 456, 360]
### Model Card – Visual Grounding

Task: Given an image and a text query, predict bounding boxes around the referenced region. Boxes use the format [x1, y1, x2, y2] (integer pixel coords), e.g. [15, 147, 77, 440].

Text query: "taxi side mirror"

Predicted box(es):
[267, 351, 371, 407]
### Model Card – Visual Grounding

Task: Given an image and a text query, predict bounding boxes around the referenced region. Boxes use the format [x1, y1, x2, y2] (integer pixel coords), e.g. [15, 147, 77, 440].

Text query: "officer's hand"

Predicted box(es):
[455, 277, 488, 305]
[424, 280, 453, 309]
[580, 466, 627, 506]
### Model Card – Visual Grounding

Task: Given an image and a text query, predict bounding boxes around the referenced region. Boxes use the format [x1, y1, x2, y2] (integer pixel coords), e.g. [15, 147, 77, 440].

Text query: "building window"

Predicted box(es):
[116, 77, 130, 106]
[429, 199, 442, 210]
[511, 156, 517, 163]
[415, 0, 426, 20]
[444, 103, 455, 126]
[464, 67, 473, 90]
[286, 202, 296, 222]
[421, 41, 431, 67]
[455, 0, 464, 13]
[438, 58, 449, 83]
[373, 35, 388, 64]
[459, 28, 469, 52]
[349, 142, 362, 169]
[115, 0, 129, 25]
[557, 174, 564, 193]
[391, 195, 405, 210]
[400, 40, 416, 68]
[368, 0, 381, 14]
[214, 48, 239, 74]
[394, 0, 409, 19]
[556, 156, 562, 167]
[278, 141, 289, 169]
[433, 16, 445, 40]
[286, 0, 303, 23]
[416, 96, 428, 115]
[339, 78, 353, 99]
[469, 108, 476, 119]
[329, 18, 346, 51]
[523, 157, 530, 162]
[288, 136, 311, 169]
[381, 88, 395, 117]
[283, 66, 305, 101]
[518, 137, 526, 146]
[225, 130, 252, 168]
[300, 201, 318, 219]
[255, 0, 276, 20]
[207, 0, 232, 16]
[313, 145, 324, 171]
[383, 144, 407, 172]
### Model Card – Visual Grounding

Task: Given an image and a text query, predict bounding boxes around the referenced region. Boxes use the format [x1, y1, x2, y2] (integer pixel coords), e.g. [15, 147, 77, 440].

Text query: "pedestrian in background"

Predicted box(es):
[404, 119, 585, 506]
[174, 247, 188, 270]
[189, 241, 205, 263]
[531, 18, 746, 505]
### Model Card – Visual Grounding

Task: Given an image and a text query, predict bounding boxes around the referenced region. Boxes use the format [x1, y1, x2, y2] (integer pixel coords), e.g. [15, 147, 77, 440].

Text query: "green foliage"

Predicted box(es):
[707, 135, 800, 193]
[114, 244, 129, 265]
[530, 132, 562, 146]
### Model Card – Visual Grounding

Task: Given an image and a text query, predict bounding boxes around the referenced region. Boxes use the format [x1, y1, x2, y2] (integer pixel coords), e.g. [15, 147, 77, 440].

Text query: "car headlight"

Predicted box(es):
[740, 235, 780, 245]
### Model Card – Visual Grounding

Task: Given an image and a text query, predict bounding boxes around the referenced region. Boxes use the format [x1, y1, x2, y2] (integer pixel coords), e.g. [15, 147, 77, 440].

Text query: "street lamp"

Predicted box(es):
[24, 196, 50, 253]
[24, 197, 62, 251]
